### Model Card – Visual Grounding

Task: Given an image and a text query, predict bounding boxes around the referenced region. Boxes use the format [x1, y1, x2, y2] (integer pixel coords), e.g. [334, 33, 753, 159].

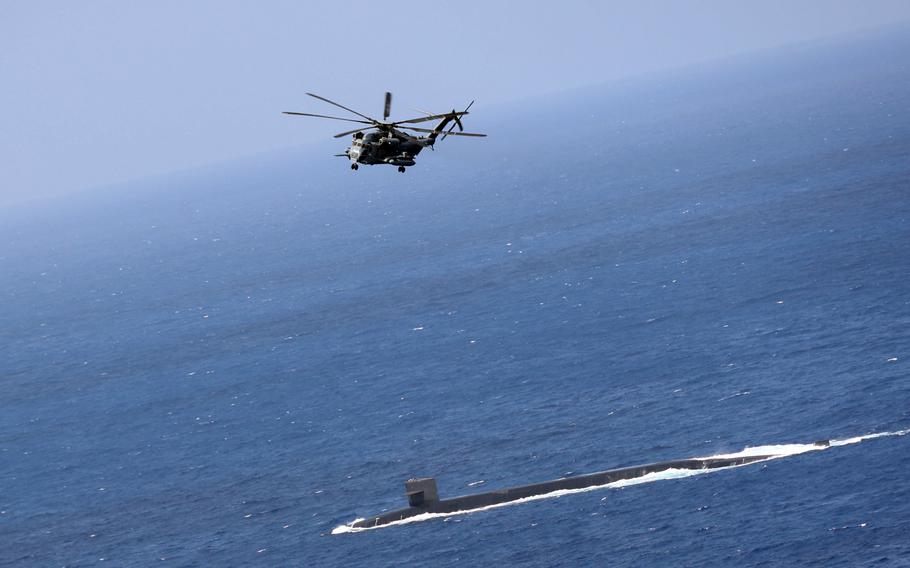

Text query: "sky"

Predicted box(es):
[3, 1, 910, 205]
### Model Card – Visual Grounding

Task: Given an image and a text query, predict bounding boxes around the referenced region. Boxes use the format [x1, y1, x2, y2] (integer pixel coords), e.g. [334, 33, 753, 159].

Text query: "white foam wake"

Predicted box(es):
[331, 429, 908, 534]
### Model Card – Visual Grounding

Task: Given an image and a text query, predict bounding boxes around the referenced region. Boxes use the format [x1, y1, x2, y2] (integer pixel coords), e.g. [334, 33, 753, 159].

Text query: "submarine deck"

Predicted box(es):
[349, 453, 779, 529]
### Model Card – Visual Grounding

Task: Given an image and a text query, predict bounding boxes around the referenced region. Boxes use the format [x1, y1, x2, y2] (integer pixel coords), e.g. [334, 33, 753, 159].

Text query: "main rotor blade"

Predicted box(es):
[333, 126, 378, 138]
[306, 92, 379, 123]
[283, 111, 373, 125]
[391, 111, 468, 125]
[383, 92, 392, 121]
[397, 126, 486, 137]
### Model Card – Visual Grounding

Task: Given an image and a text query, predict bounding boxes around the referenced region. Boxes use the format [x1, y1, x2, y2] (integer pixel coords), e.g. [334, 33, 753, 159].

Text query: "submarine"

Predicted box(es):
[348, 440, 831, 530]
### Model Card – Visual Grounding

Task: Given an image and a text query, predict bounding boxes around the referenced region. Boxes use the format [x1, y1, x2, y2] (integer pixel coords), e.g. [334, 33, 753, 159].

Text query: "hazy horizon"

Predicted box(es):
[4, 1, 910, 206]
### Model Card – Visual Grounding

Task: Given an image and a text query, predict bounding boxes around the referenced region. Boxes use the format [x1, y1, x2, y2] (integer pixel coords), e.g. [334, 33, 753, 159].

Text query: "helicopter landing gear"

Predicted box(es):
[351, 163, 358, 171]
[397, 166, 406, 173]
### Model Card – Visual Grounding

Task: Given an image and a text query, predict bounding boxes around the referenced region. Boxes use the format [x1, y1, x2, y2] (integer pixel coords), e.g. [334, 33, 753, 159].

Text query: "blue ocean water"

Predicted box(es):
[2, 28, 909, 566]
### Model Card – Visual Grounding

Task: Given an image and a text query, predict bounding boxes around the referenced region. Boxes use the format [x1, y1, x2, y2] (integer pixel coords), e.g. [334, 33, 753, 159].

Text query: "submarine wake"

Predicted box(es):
[332, 429, 908, 534]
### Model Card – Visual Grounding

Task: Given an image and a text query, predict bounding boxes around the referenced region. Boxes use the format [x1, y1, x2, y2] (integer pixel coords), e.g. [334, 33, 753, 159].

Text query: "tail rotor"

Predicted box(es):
[442, 100, 473, 141]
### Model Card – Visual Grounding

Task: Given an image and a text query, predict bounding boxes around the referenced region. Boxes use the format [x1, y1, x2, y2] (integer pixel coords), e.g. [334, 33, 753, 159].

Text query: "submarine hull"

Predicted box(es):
[350, 454, 778, 529]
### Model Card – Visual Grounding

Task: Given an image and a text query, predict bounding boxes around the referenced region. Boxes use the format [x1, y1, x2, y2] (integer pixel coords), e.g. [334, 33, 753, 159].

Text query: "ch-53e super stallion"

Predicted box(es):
[283, 92, 485, 172]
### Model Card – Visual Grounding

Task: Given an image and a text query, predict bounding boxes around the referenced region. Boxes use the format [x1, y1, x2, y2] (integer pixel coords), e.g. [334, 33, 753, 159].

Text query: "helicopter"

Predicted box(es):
[283, 92, 486, 172]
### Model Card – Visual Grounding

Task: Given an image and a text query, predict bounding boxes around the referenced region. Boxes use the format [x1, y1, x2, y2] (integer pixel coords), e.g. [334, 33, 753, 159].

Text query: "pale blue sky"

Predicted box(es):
[3, 1, 909, 205]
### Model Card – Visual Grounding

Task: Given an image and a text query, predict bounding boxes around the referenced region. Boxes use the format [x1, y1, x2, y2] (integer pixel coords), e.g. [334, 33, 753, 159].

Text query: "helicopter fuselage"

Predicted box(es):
[346, 130, 428, 167]
[283, 92, 484, 172]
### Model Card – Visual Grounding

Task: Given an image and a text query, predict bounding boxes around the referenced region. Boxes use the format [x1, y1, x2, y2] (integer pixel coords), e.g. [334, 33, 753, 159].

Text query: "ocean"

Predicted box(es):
[2, 27, 909, 566]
